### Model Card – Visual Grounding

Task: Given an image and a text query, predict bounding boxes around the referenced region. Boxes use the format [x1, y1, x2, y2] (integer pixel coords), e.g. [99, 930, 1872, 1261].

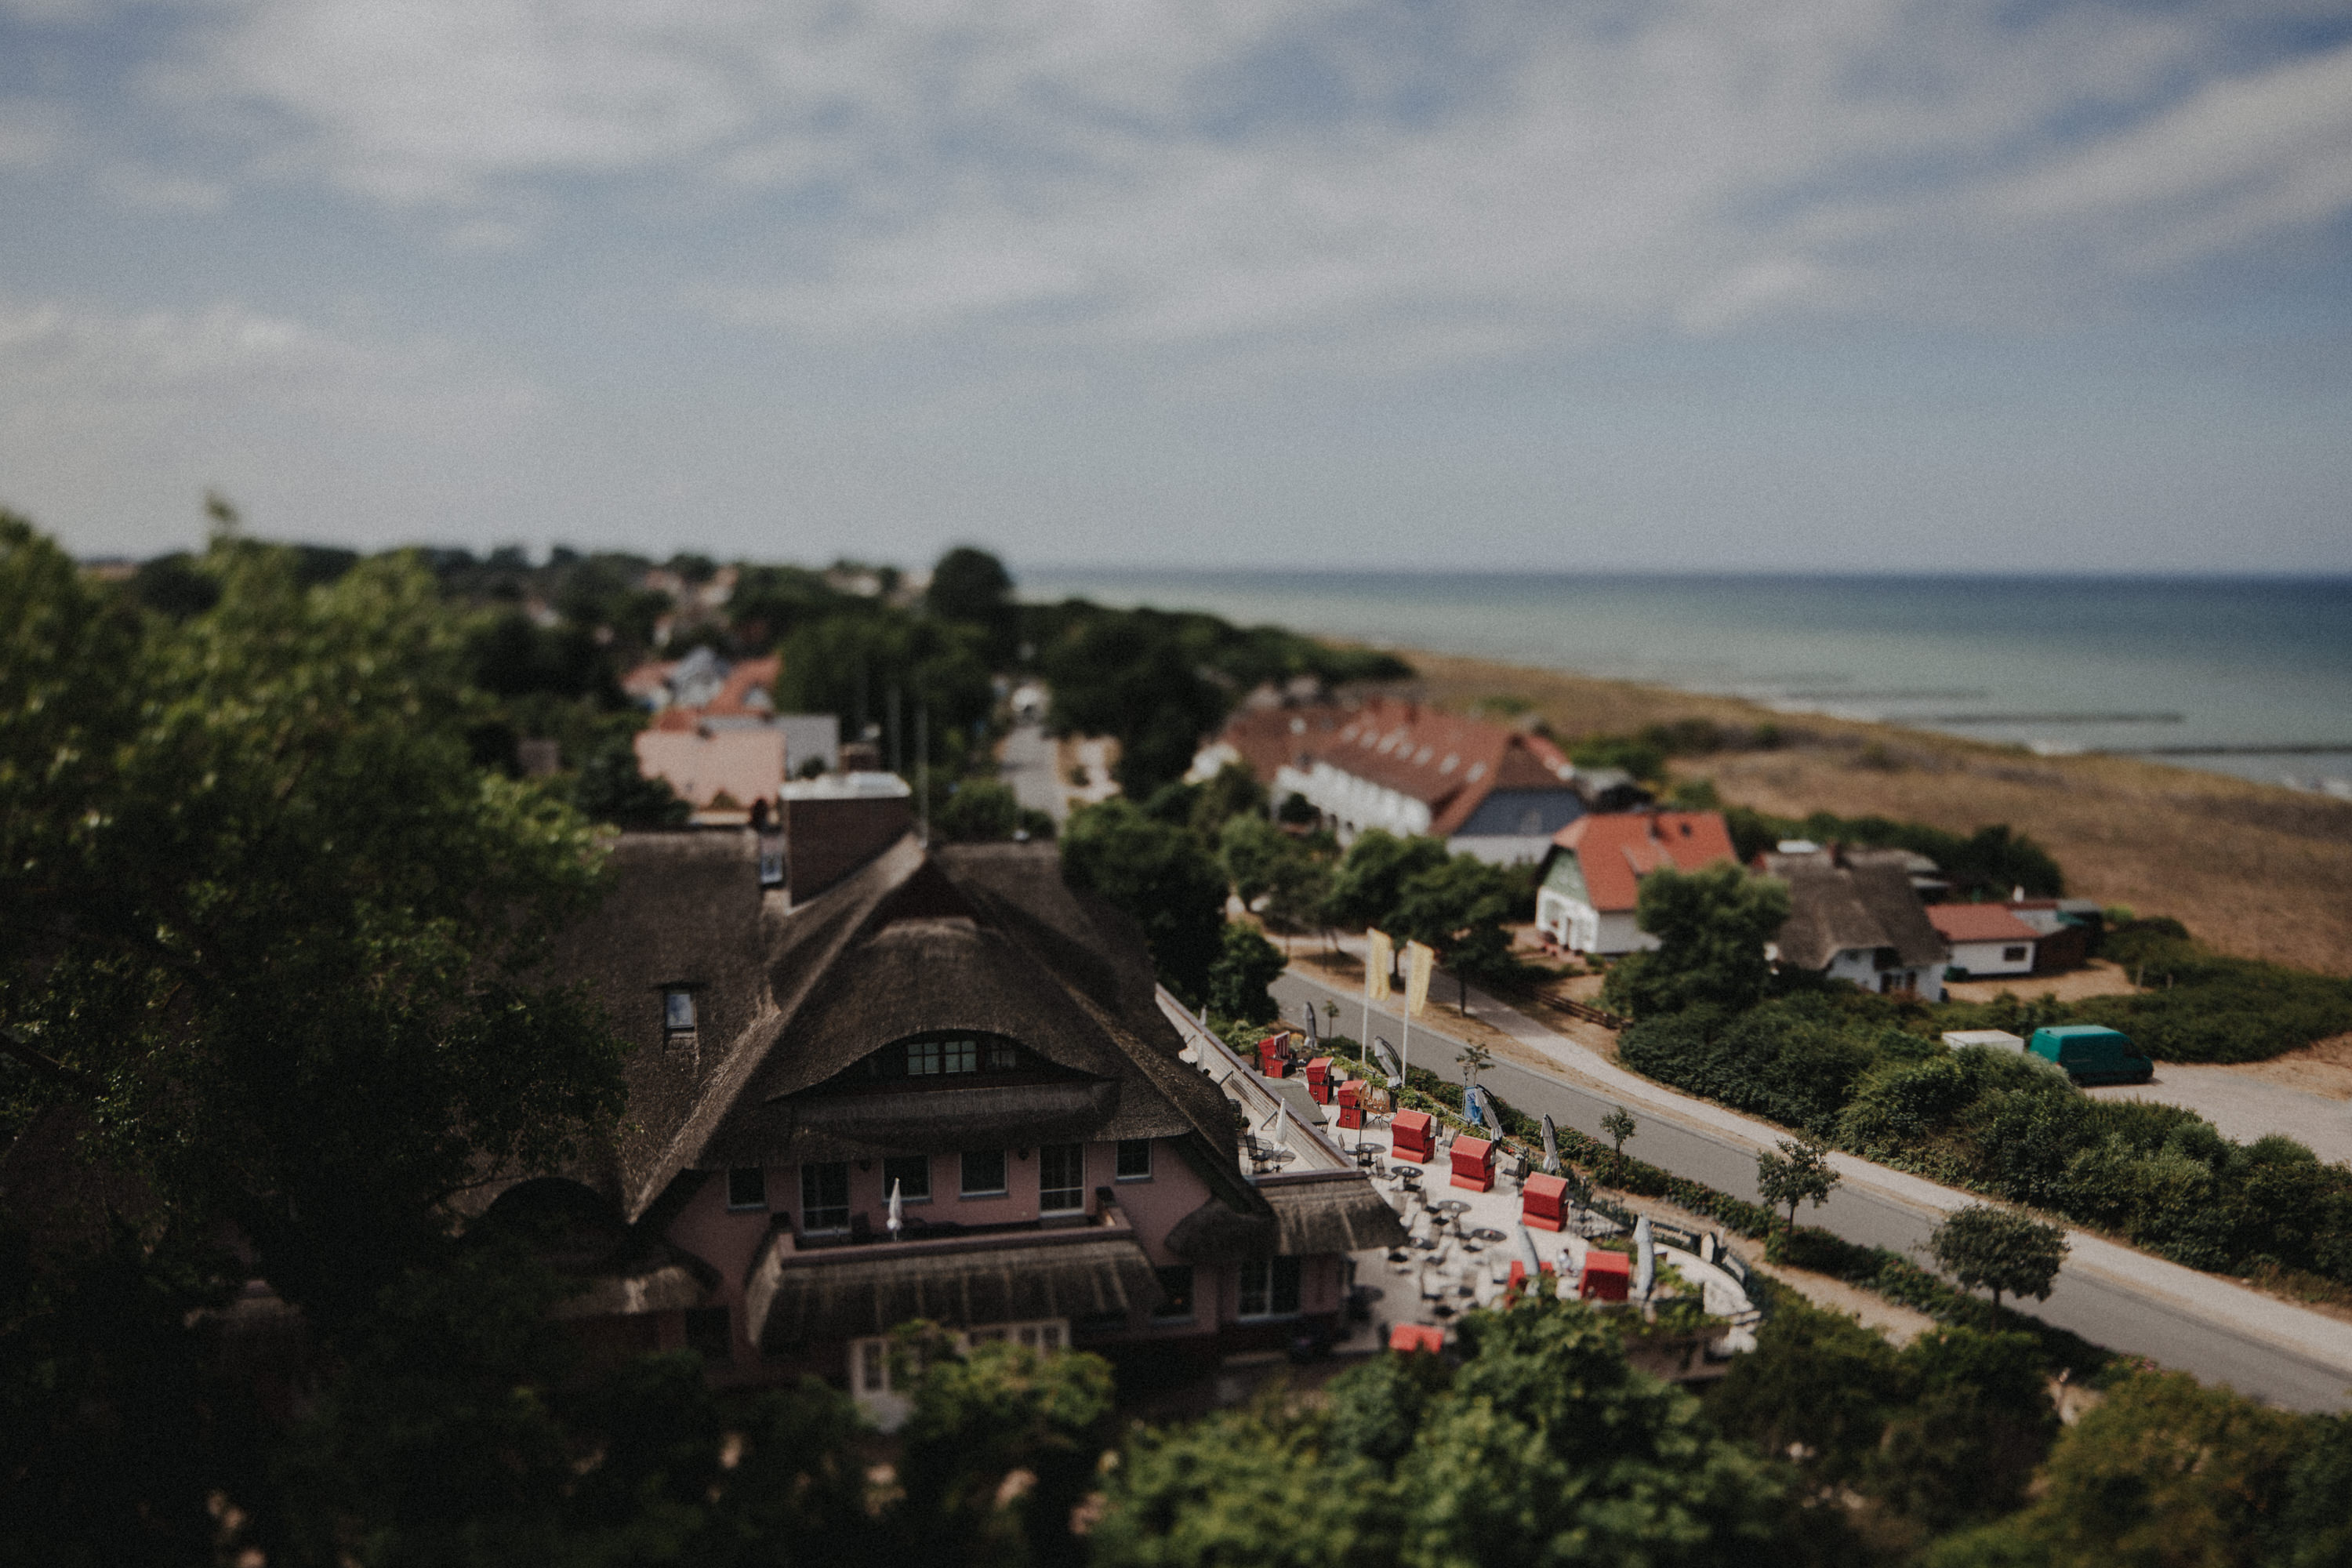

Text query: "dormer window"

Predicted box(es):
[858, 1032, 1029, 1080]
[663, 989, 698, 1034]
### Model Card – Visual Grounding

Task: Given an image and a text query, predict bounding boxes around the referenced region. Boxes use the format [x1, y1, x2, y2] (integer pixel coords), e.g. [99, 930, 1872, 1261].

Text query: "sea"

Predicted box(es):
[1015, 571, 2352, 796]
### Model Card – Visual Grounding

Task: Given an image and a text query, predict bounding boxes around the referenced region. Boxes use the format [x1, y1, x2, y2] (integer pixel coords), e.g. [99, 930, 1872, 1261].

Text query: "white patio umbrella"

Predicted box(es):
[1633, 1215, 1654, 1301]
[1540, 1114, 1562, 1174]
[887, 1178, 904, 1240]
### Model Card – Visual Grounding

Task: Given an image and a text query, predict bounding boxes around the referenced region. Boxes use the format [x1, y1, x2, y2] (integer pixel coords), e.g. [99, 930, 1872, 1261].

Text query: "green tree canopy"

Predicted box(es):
[1603, 862, 1791, 1019]
[0, 517, 626, 1327]
[925, 546, 1018, 665]
[1757, 1137, 1841, 1244]
[1206, 924, 1288, 1025]
[1060, 799, 1229, 1008]
[1928, 1207, 2069, 1310]
[1323, 829, 1450, 934]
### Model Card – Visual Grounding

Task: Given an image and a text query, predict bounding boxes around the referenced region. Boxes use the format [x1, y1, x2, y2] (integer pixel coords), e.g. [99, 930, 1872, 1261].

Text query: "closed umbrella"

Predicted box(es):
[1633, 1215, 1654, 1301]
[887, 1178, 904, 1240]
[1302, 1000, 1319, 1043]
[1540, 1114, 1562, 1174]
[1374, 1036, 1402, 1087]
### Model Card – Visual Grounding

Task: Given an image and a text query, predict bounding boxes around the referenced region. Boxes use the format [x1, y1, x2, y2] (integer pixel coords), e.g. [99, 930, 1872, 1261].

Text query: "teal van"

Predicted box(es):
[2027, 1025, 2154, 1085]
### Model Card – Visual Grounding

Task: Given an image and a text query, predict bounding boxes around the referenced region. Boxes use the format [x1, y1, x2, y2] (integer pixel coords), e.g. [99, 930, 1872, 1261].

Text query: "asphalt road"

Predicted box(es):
[1272, 970, 2352, 1414]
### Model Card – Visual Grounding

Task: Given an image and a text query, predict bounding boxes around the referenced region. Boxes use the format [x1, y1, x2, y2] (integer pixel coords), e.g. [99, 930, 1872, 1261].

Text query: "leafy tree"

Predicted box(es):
[895, 1336, 1115, 1568]
[1218, 812, 1294, 907]
[0, 519, 626, 1331]
[1323, 829, 1449, 934]
[774, 606, 994, 777]
[926, 546, 1018, 665]
[1455, 1043, 1493, 1087]
[1603, 862, 1790, 1019]
[1260, 848, 1336, 949]
[1757, 1137, 1840, 1247]
[1708, 1300, 1903, 1493]
[1602, 1105, 1639, 1181]
[1092, 1397, 1395, 1568]
[569, 735, 692, 827]
[1189, 760, 1268, 843]
[936, 779, 1051, 843]
[1207, 924, 1289, 1025]
[1061, 799, 1229, 1008]
[1922, 1372, 2304, 1568]
[1036, 609, 1232, 798]
[1393, 853, 1520, 1011]
[277, 1236, 881, 1567]
[1928, 1207, 2068, 1311]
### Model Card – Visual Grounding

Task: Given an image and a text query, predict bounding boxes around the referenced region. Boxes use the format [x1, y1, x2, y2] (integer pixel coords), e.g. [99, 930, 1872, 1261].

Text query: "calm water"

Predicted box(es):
[1017, 571, 2352, 793]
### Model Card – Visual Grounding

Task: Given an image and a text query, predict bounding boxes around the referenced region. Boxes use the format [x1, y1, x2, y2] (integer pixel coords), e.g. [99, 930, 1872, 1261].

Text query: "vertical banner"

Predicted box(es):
[1404, 940, 1436, 1018]
[1365, 929, 1395, 1003]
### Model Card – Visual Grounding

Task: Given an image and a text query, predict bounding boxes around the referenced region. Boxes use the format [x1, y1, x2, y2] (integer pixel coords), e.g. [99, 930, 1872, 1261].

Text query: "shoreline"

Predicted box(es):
[1372, 644, 2352, 977]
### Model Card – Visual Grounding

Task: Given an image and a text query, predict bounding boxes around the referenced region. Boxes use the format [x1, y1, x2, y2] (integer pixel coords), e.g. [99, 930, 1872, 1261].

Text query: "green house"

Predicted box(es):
[2027, 1025, 2154, 1085]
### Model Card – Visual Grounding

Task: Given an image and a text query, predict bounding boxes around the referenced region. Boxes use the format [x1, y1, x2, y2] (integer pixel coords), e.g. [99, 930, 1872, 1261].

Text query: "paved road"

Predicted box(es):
[999, 720, 1067, 822]
[2087, 1066, 2352, 1167]
[1272, 969, 2352, 1414]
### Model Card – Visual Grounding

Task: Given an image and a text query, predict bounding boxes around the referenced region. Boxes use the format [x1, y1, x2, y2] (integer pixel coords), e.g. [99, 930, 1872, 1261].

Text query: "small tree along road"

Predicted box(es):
[1929, 1205, 2070, 1311]
[1601, 1105, 1638, 1182]
[1757, 1137, 1841, 1247]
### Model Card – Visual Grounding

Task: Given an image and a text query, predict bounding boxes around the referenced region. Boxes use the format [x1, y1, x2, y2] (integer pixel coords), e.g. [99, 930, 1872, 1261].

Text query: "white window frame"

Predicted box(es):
[1114, 1139, 1153, 1182]
[725, 1166, 768, 1211]
[663, 988, 698, 1033]
[800, 1161, 851, 1234]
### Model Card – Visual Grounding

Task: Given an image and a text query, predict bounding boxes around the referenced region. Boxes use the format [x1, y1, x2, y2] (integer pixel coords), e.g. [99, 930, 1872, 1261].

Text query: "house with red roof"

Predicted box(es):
[1534, 812, 1738, 955]
[1189, 699, 1625, 864]
[1925, 904, 2040, 979]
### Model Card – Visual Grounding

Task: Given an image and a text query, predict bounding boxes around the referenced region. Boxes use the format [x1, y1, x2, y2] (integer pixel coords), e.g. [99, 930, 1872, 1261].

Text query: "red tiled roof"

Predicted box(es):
[1209, 698, 1575, 838]
[1925, 904, 2042, 944]
[1550, 811, 1737, 911]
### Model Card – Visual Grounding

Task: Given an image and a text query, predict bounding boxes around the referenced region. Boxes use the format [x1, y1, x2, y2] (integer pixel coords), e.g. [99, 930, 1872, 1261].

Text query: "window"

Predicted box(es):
[685, 1305, 733, 1362]
[2003, 946, 2029, 963]
[883, 1153, 931, 1203]
[800, 1162, 850, 1232]
[663, 989, 697, 1033]
[960, 1149, 1007, 1198]
[757, 833, 785, 888]
[862, 1034, 1027, 1080]
[1115, 1140, 1152, 1181]
[1040, 1143, 1085, 1214]
[726, 1166, 768, 1210]
[1152, 1265, 1196, 1321]
[1238, 1256, 1303, 1319]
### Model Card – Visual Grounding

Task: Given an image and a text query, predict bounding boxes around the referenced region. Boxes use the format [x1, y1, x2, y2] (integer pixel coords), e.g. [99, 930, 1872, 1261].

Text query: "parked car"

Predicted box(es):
[2027, 1025, 2154, 1085]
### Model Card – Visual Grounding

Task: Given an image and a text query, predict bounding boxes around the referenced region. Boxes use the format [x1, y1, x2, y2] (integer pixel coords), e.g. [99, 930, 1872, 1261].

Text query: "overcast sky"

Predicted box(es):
[3, 0, 2349, 572]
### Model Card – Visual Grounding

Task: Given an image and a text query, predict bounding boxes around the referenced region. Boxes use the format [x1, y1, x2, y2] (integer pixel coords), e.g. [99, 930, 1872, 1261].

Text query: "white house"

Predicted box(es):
[1533, 811, 1738, 956]
[1925, 904, 2040, 979]
[1762, 846, 1951, 1002]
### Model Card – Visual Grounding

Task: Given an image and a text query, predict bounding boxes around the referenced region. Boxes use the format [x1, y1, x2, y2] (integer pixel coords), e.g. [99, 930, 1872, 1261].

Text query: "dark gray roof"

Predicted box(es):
[539, 833, 1245, 1222]
[743, 1221, 1161, 1347]
[1762, 851, 1951, 971]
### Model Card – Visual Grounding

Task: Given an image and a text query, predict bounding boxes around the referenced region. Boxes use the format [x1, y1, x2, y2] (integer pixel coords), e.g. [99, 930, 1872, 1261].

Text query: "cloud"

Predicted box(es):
[63, 0, 2352, 359]
[0, 297, 546, 550]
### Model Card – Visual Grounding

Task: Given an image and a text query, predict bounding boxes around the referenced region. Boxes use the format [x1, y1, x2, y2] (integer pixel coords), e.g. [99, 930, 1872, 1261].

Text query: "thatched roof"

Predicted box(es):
[743, 1225, 1162, 1347]
[539, 833, 1247, 1222]
[1259, 1171, 1409, 1254]
[1763, 851, 1950, 971]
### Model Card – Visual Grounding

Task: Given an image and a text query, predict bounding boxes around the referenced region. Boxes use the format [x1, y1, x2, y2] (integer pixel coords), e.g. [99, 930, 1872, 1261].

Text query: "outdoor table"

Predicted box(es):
[1472, 1228, 1507, 1243]
[1389, 1163, 1424, 1185]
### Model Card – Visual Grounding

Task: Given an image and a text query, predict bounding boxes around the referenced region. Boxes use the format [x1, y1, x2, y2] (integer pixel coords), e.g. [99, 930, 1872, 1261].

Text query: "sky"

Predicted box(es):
[2, 0, 2350, 574]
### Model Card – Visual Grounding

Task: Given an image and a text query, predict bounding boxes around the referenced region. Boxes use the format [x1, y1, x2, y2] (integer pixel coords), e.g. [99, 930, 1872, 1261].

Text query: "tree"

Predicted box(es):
[1218, 813, 1293, 908]
[1060, 799, 1229, 1008]
[1602, 862, 1791, 1019]
[569, 735, 691, 827]
[1322, 829, 1449, 935]
[1207, 924, 1288, 1026]
[925, 546, 1018, 665]
[1393, 854, 1516, 1014]
[1928, 1206, 2068, 1311]
[0, 520, 626, 1331]
[895, 1336, 1115, 1568]
[937, 779, 1026, 842]
[1189, 760, 1267, 843]
[1757, 1137, 1840, 1247]
[1455, 1043, 1493, 1087]
[1601, 1106, 1639, 1182]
